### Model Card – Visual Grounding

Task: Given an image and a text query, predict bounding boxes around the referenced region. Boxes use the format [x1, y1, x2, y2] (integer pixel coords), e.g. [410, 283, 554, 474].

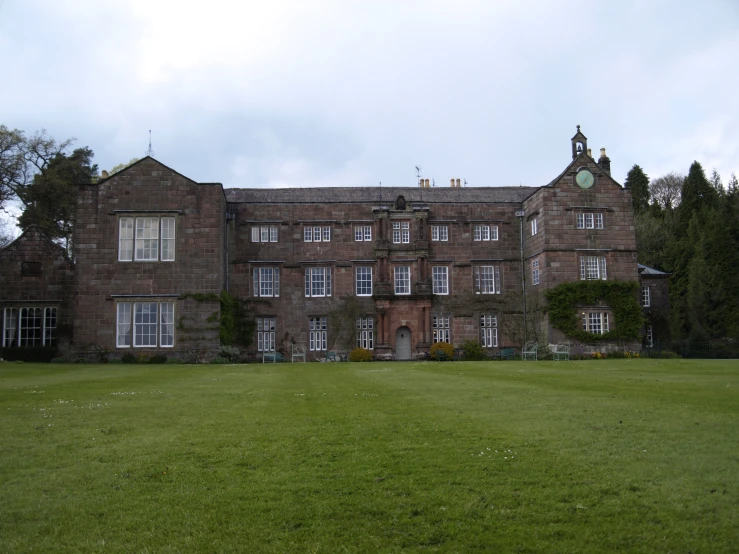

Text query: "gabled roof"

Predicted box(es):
[94, 156, 222, 188]
[225, 186, 538, 204]
[542, 152, 623, 189]
[0, 225, 73, 264]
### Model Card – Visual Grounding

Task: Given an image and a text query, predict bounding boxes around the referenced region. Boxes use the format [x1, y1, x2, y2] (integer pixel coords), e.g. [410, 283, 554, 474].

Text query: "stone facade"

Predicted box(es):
[72, 158, 226, 360]
[0, 226, 75, 357]
[0, 128, 669, 360]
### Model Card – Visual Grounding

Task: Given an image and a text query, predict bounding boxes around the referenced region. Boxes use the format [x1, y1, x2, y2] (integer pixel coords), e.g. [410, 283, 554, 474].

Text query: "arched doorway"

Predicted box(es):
[395, 326, 412, 360]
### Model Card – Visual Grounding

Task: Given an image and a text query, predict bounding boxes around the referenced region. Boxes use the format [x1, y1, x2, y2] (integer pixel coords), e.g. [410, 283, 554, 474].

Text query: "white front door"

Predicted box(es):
[395, 326, 411, 360]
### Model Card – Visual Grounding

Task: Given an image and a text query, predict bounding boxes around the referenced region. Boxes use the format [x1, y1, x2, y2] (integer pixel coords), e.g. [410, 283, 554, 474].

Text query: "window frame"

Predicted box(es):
[432, 266, 449, 295]
[309, 316, 327, 351]
[392, 221, 410, 244]
[532, 259, 540, 286]
[251, 225, 279, 243]
[579, 255, 607, 280]
[474, 265, 501, 295]
[431, 225, 448, 242]
[641, 285, 651, 307]
[356, 317, 374, 350]
[480, 315, 498, 348]
[257, 316, 276, 352]
[253, 267, 280, 298]
[356, 266, 373, 296]
[582, 311, 610, 335]
[116, 301, 175, 349]
[394, 266, 411, 295]
[304, 267, 332, 298]
[119, 216, 176, 262]
[531, 218, 538, 236]
[432, 315, 450, 343]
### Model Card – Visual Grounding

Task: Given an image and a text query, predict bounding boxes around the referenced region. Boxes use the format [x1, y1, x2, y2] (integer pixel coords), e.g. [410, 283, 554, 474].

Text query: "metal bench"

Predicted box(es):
[552, 343, 570, 361]
[262, 351, 285, 363]
[522, 343, 538, 361]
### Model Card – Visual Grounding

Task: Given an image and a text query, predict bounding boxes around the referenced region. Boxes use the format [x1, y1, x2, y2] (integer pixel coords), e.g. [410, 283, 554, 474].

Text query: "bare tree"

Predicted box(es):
[649, 172, 684, 210]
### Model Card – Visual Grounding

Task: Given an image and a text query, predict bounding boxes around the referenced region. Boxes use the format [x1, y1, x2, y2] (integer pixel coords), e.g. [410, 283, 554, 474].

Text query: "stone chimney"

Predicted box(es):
[456, 178, 461, 188]
[587, 148, 592, 158]
[598, 148, 611, 175]
[450, 178, 455, 187]
[425, 178, 430, 188]
[101, 170, 109, 179]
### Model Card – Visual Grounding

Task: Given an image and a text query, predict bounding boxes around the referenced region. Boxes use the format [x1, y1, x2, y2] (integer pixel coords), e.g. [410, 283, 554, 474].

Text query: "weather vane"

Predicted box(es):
[145, 130, 154, 157]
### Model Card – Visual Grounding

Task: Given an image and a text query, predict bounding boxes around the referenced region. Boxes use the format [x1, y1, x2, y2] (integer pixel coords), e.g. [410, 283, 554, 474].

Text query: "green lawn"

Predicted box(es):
[1, 360, 737, 553]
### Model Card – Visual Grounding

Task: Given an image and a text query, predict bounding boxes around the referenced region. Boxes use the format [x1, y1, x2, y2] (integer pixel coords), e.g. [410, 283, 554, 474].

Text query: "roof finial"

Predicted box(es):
[145, 130, 154, 157]
[576, 124, 580, 132]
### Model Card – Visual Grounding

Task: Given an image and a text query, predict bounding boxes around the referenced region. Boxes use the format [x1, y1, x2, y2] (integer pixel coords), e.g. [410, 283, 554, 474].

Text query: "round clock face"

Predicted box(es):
[576, 169, 594, 189]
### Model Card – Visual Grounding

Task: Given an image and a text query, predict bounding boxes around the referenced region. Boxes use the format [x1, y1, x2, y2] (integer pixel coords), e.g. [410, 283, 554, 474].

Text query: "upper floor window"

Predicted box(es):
[305, 267, 332, 297]
[257, 316, 276, 352]
[116, 301, 174, 348]
[579, 255, 607, 280]
[356, 266, 373, 296]
[532, 259, 540, 286]
[392, 221, 410, 244]
[576, 212, 604, 229]
[251, 226, 278, 243]
[119, 216, 176, 262]
[356, 317, 374, 350]
[641, 285, 651, 307]
[480, 315, 498, 348]
[394, 266, 411, 295]
[304, 226, 331, 242]
[432, 266, 449, 295]
[473, 225, 498, 241]
[582, 311, 609, 335]
[355, 226, 372, 241]
[431, 225, 448, 241]
[474, 265, 501, 294]
[3, 307, 57, 347]
[531, 218, 538, 236]
[253, 267, 280, 297]
[432, 315, 450, 343]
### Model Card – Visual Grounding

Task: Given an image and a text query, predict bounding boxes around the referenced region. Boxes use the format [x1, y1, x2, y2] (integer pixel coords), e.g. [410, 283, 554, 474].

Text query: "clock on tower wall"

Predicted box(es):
[576, 168, 595, 189]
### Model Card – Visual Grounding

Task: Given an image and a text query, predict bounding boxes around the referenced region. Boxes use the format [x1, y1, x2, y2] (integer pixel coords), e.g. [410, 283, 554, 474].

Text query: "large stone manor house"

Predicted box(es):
[0, 127, 668, 360]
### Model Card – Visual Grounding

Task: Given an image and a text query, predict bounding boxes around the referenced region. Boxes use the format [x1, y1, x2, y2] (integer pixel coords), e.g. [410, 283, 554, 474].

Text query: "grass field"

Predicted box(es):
[1, 359, 738, 553]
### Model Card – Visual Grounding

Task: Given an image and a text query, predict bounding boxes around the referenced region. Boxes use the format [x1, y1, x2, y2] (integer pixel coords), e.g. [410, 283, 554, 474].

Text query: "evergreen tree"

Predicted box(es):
[624, 164, 650, 215]
[677, 162, 718, 233]
[17, 146, 98, 254]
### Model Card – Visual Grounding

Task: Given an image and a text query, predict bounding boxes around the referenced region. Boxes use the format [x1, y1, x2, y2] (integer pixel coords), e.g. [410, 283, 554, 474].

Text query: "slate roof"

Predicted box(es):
[638, 263, 670, 276]
[224, 186, 538, 204]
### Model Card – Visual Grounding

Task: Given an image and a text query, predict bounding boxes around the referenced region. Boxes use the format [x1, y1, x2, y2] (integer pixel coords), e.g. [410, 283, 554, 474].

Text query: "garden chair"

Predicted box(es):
[500, 347, 517, 360]
[522, 343, 538, 360]
[291, 344, 306, 363]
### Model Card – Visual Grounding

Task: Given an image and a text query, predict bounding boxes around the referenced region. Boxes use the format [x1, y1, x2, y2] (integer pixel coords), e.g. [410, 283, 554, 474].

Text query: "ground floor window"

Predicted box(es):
[645, 325, 653, 347]
[116, 301, 175, 348]
[480, 315, 498, 347]
[2, 307, 57, 347]
[310, 316, 327, 351]
[257, 317, 276, 352]
[582, 311, 609, 335]
[356, 317, 374, 349]
[432, 315, 450, 343]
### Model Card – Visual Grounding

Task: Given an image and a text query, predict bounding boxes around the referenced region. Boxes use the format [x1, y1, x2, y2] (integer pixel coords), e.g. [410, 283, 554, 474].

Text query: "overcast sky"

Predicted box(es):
[1, 0, 738, 192]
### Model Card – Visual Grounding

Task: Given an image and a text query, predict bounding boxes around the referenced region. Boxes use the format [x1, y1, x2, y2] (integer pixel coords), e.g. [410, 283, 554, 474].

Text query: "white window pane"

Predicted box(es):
[134, 303, 158, 347]
[270, 227, 278, 242]
[161, 217, 175, 261]
[160, 302, 174, 347]
[117, 303, 131, 348]
[119, 218, 133, 261]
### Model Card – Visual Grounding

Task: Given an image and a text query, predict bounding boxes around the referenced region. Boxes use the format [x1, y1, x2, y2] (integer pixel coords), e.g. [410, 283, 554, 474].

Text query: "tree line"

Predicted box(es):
[626, 162, 739, 347]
